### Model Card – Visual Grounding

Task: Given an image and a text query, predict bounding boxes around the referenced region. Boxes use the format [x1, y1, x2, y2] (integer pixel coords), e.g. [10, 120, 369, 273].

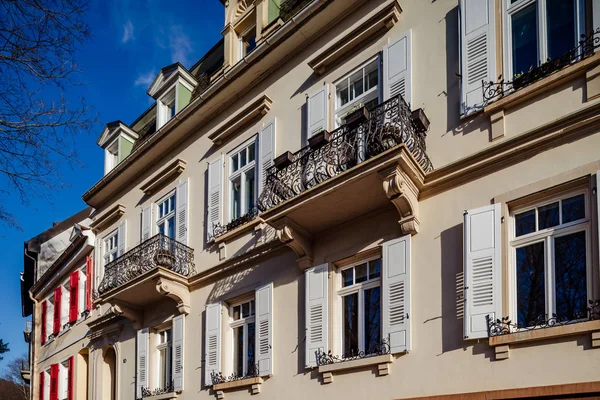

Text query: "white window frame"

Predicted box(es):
[156, 190, 177, 239]
[105, 138, 119, 173]
[77, 266, 87, 319]
[59, 280, 70, 332]
[43, 368, 51, 400]
[157, 86, 176, 129]
[45, 294, 54, 342]
[103, 229, 119, 268]
[336, 255, 382, 356]
[509, 189, 592, 330]
[229, 298, 256, 376]
[333, 56, 381, 127]
[238, 24, 257, 60]
[503, 0, 585, 81]
[228, 137, 257, 223]
[156, 327, 173, 390]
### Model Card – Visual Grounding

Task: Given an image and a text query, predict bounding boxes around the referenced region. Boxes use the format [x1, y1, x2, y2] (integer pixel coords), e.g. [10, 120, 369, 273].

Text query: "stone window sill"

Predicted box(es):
[317, 354, 393, 384]
[489, 319, 600, 360]
[213, 377, 263, 399]
[142, 392, 178, 400]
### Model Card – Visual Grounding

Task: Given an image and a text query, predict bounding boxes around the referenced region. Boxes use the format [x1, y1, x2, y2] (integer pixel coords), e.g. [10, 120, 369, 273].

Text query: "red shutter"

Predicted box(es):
[86, 256, 92, 311]
[41, 301, 47, 345]
[39, 371, 44, 400]
[49, 364, 58, 400]
[53, 287, 61, 335]
[67, 356, 74, 400]
[69, 272, 78, 323]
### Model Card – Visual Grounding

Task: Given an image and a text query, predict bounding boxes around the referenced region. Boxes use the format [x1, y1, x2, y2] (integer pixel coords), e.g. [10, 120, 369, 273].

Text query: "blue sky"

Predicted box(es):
[0, 0, 223, 373]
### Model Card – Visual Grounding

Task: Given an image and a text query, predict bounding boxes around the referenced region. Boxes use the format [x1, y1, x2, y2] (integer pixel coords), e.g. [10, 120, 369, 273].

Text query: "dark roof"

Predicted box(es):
[24, 207, 91, 253]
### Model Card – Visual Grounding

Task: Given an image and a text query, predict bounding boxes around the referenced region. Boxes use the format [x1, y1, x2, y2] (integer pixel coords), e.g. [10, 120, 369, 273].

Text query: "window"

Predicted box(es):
[228, 139, 257, 221]
[511, 191, 590, 328]
[46, 295, 54, 340]
[60, 282, 70, 330]
[230, 299, 256, 376]
[157, 192, 176, 239]
[334, 57, 380, 127]
[78, 267, 87, 317]
[103, 229, 119, 267]
[338, 257, 381, 356]
[60, 360, 69, 400]
[156, 328, 173, 390]
[158, 89, 176, 128]
[106, 139, 119, 172]
[238, 25, 256, 60]
[505, 0, 584, 79]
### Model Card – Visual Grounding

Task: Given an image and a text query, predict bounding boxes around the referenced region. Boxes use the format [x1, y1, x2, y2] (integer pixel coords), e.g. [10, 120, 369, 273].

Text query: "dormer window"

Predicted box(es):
[158, 89, 177, 128]
[97, 121, 139, 175]
[106, 139, 119, 173]
[239, 25, 256, 59]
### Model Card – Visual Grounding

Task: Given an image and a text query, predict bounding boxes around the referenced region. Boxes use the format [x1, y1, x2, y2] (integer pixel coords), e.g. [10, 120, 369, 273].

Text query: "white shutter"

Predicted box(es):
[61, 285, 69, 327]
[204, 302, 221, 386]
[383, 30, 412, 106]
[58, 363, 67, 399]
[255, 282, 273, 376]
[141, 205, 151, 242]
[176, 179, 189, 245]
[136, 327, 149, 398]
[78, 270, 86, 315]
[46, 301, 53, 339]
[459, 0, 496, 115]
[258, 119, 276, 197]
[307, 86, 329, 137]
[44, 370, 50, 400]
[305, 263, 328, 368]
[463, 203, 502, 339]
[382, 235, 411, 354]
[172, 314, 185, 391]
[117, 220, 126, 256]
[94, 237, 101, 291]
[207, 156, 223, 242]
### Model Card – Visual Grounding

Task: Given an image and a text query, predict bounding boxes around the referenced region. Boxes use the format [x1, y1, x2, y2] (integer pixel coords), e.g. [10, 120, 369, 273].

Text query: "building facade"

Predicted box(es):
[22, 0, 600, 399]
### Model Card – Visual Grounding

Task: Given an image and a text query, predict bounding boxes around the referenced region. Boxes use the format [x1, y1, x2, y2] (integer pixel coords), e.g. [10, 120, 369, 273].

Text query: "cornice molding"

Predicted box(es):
[140, 158, 187, 196]
[90, 204, 126, 232]
[208, 95, 273, 144]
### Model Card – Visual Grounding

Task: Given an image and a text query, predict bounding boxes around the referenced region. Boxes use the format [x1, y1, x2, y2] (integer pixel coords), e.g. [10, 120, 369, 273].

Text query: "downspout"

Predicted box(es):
[25, 249, 38, 400]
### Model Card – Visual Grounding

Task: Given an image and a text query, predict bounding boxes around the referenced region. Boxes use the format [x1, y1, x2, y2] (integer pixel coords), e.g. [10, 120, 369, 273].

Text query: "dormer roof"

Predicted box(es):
[147, 62, 198, 99]
[97, 121, 139, 148]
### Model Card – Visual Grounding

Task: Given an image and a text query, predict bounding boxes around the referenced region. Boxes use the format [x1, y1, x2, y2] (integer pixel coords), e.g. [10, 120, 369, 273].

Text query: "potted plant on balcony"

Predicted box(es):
[308, 129, 331, 149]
[343, 103, 369, 127]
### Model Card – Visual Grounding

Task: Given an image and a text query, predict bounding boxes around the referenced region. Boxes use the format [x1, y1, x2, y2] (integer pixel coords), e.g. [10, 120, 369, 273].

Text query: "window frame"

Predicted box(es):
[157, 85, 177, 128]
[335, 254, 382, 357]
[508, 189, 592, 330]
[103, 228, 119, 267]
[228, 298, 256, 376]
[238, 24, 257, 60]
[227, 137, 257, 223]
[59, 280, 70, 331]
[77, 266, 87, 319]
[155, 327, 173, 390]
[156, 190, 177, 239]
[59, 358, 69, 400]
[105, 138, 119, 173]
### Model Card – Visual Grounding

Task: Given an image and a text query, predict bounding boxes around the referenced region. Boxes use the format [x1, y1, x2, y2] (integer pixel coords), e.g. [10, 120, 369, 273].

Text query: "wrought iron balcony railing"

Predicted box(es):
[210, 364, 260, 386]
[97, 234, 195, 295]
[483, 28, 600, 103]
[258, 95, 433, 212]
[315, 338, 391, 366]
[211, 207, 259, 241]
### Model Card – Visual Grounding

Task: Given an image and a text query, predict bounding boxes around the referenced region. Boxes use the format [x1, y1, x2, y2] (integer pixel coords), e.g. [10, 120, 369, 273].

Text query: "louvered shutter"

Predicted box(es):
[78, 270, 85, 316]
[382, 235, 412, 353]
[204, 302, 221, 386]
[459, 0, 496, 115]
[463, 203, 502, 339]
[85, 256, 92, 311]
[94, 238, 101, 293]
[136, 328, 149, 398]
[41, 301, 47, 345]
[255, 282, 273, 376]
[118, 220, 126, 256]
[69, 272, 78, 323]
[307, 86, 329, 137]
[67, 357, 74, 400]
[49, 364, 58, 400]
[305, 263, 328, 368]
[383, 30, 412, 106]
[53, 287, 61, 335]
[141, 205, 151, 242]
[61, 286, 69, 328]
[207, 157, 223, 242]
[258, 119, 276, 197]
[46, 301, 54, 340]
[172, 314, 185, 391]
[39, 371, 44, 400]
[176, 180, 189, 245]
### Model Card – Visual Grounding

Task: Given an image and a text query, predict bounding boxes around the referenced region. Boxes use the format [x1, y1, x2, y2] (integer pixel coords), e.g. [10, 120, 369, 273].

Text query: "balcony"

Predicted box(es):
[96, 234, 195, 313]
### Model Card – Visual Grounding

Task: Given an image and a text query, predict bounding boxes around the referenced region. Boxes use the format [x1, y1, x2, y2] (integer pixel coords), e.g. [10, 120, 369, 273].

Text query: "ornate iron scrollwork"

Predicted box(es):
[210, 363, 260, 386]
[139, 380, 175, 398]
[98, 233, 195, 295]
[211, 207, 259, 240]
[315, 338, 391, 366]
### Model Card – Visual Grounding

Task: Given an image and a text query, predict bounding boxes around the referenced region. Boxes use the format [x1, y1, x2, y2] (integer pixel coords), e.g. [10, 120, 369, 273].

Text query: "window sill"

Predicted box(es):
[213, 217, 263, 244]
[213, 377, 263, 398]
[317, 354, 393, 384]
[141, 392, 178, 400]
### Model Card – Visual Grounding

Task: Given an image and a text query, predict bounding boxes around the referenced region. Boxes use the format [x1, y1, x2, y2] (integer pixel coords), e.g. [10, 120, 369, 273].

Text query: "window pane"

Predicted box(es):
[365, 68, 378, 91]
[233, 326, 244, 376]
[247, 322, 256, 372]
[168, 216, 175, 239]
[339, 87, 349, 106]
[233, 306, 240, 320]
[342, 268, 353, 287]
[538, 202, 559, 230]
[511, 4, 538, 76]
[245, 168, 255, 212]
[555, 231, 587, 321]
[240, 149, 247, 168]
[169, 195, 175, 213]
[343, 293, 359, 355]
[159, 203, 164, 218]
[158, 222, 165, 235]
[562, 194, 585, 223]
[232, 155, 239, 172]
[248, 143, 255, 163]
[355, 263, 367, 284]
[363, 286, 381, 352]
[547, 0, 576, 60]
[159, 349, 166, 388]
[351, 70, 363, 99]
[232, 178, 241, 220]
[516, 242, 546, 328]
[369, 259, 381, 280]
[515, 209, 536, 236]
[250, 300, 255, 316]
[242, 302, 250, 318]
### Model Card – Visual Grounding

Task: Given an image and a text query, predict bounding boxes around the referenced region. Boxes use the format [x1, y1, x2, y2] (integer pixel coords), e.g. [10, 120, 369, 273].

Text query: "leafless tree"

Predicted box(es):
[0, 0, 95, 229]
[3, 354, 30, 400]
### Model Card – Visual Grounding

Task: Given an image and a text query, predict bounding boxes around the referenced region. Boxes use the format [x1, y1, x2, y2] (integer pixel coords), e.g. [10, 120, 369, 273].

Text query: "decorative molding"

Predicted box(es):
[97, 121, 139, 148]
[213, 376, 263, 399]
[273, 219, 313, 268]
[147, 63, 198, 99]
[140, 158, 187, 195]
[208, 95, 272, 144]
[379, 164, 420, 235]
[90, 204, 126, 232]
[308, 0, 401, 75]
[317, 354, 393, 383]
[156, 277, 191, 315]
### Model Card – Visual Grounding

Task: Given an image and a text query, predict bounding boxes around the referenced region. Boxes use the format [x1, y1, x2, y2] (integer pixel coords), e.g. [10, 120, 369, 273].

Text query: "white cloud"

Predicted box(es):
[168, 25, 193, 66]
[134, 70, 156, 87]
[122, 20, 134, 44]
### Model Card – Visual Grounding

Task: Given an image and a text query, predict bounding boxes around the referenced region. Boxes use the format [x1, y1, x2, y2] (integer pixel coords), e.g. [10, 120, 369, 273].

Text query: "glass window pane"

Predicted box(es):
[158, 222, 165, 235]
[242, 302, 250, 318]
[555, 231, 587, 321]
[516, 242, 546, 328]
[169, 195, 175, 213]
[159, 203, 164, 218]
[365, 68, 378, 91]
[342, 268, 353, 287]
[562, 194, 585, 223]
[250, 300, 255, 316]
[511, 4, 538, 76]
[248, 143, 255, 163]
[343, 293, 359, 355]
[538, 202, 559, 230]
[355, 263, 367, 284]
[515, 209, 536, 237]
[233, 326, 244, 376]
[363, 286, 381, 353]
[547, 0, 576, 60]
[168, 216, 175, 239]
[351, 70, 363, 99]
[245, 168, 255, 212]
[240, 149, 247, 168]
[339, 87, 349, 106]
[247, 322, 256, 372]
[232, 178, 241, 220]
[369, 259, 381, 280]
[232, 155, 239, 173]
[233, 306, 240, 320]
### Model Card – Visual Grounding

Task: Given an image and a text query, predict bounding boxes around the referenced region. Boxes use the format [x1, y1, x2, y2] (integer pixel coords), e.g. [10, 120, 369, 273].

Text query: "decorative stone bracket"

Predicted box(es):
[318, 354, 393, 384]
[273, 218, 313, 269]
[214, 377, 263, 399]
[379, 165, 420, 235]
[156, 277, 191, 315]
